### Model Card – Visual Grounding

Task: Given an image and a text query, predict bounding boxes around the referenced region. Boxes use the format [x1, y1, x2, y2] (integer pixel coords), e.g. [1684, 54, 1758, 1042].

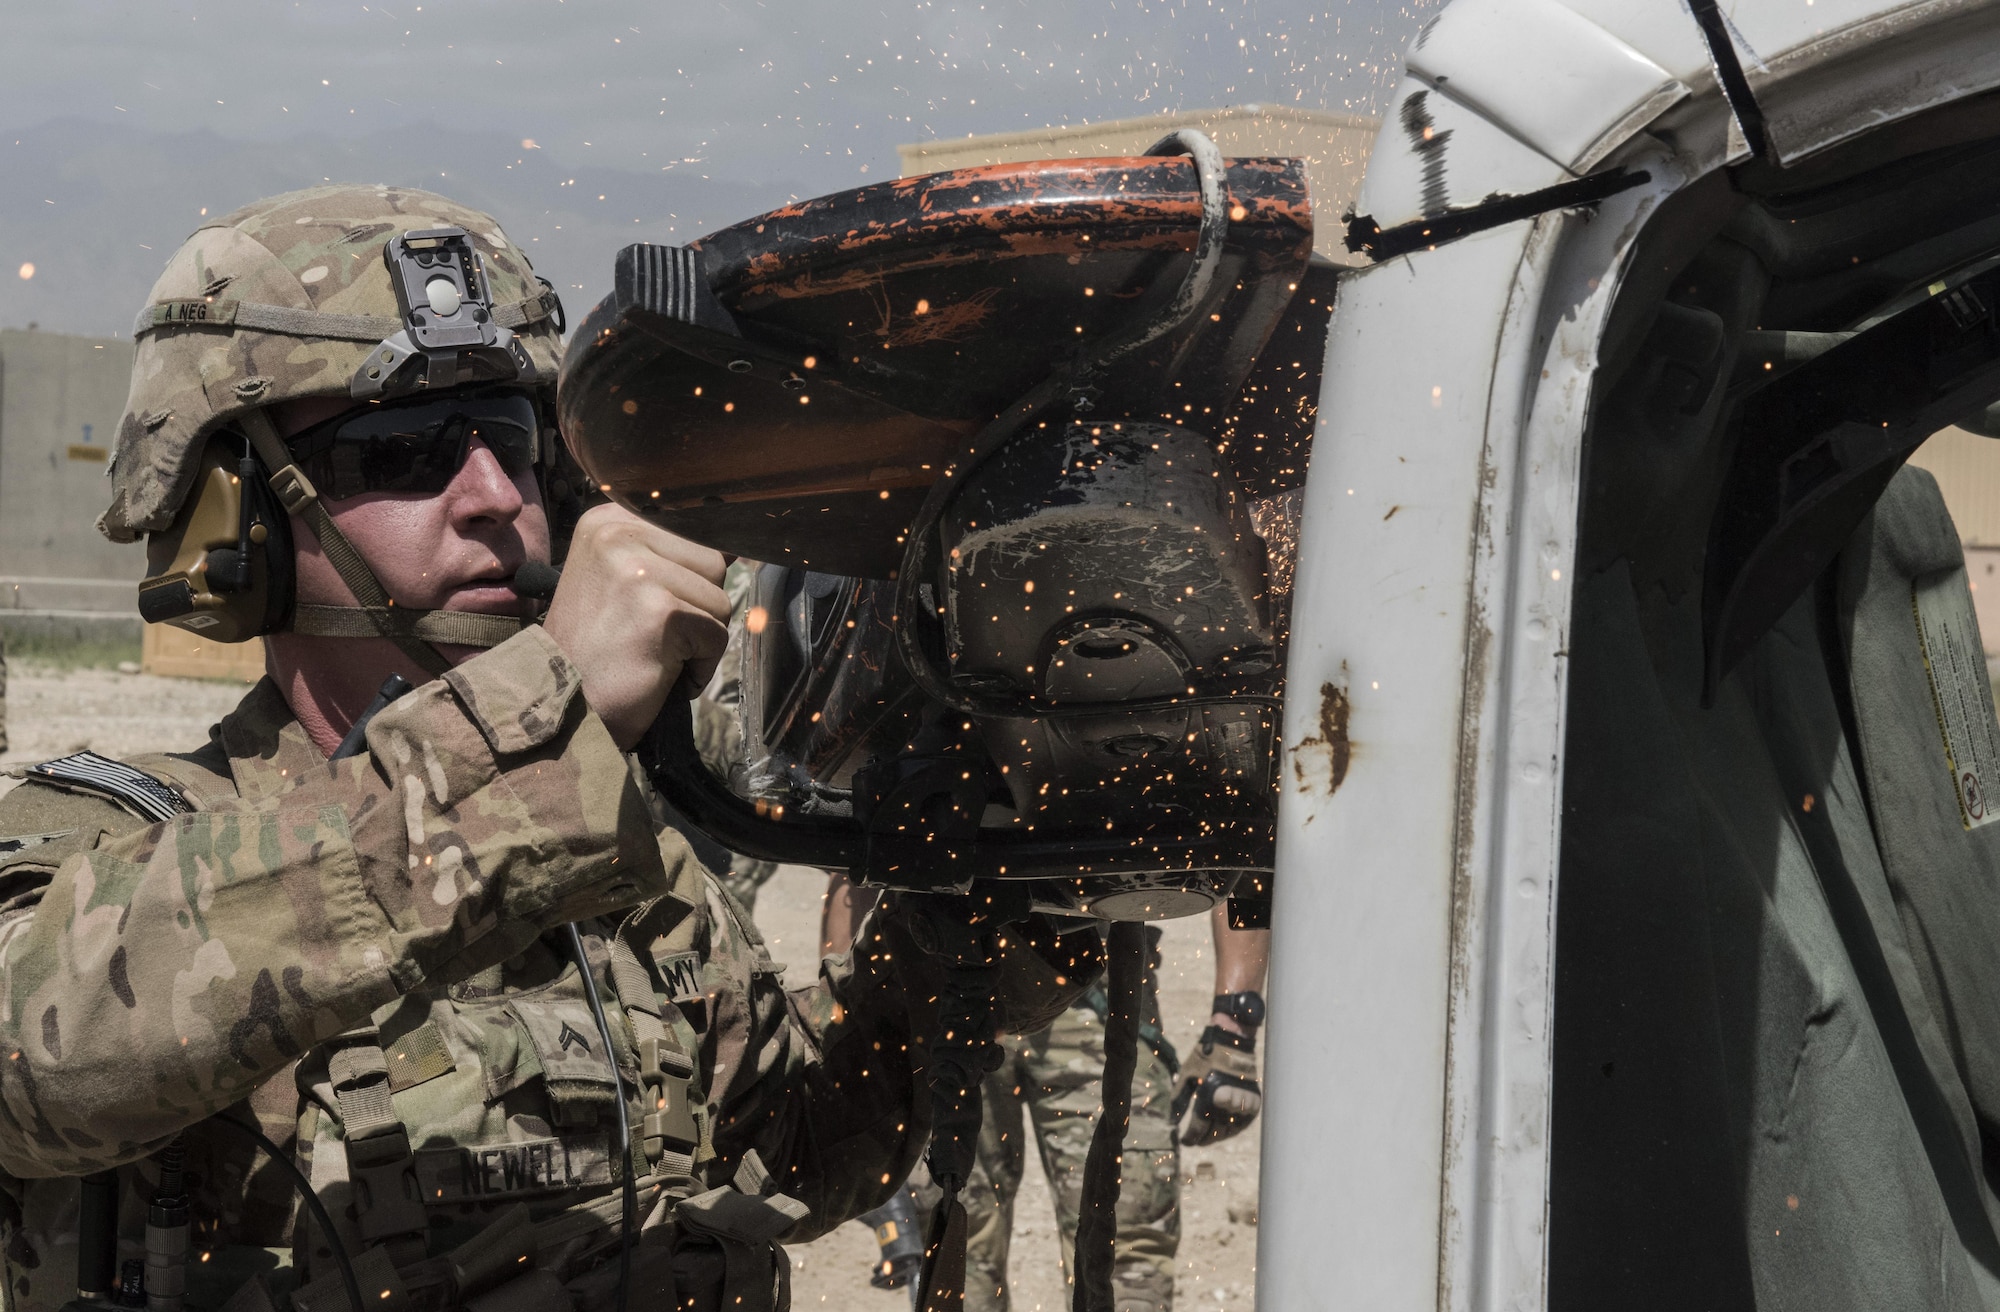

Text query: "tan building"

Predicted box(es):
[0, 328, 263, 676]
[898, 104, 1379, 259]
[0, 328, 147, 632]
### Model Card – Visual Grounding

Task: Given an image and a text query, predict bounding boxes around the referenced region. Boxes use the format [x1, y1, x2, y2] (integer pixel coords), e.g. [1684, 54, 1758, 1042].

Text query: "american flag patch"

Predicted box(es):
[27, 752, 190, 823]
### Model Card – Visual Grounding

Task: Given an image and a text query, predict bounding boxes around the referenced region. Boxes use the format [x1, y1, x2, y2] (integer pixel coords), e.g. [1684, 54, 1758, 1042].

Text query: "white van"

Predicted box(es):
[1266, 2, 2000, 1306]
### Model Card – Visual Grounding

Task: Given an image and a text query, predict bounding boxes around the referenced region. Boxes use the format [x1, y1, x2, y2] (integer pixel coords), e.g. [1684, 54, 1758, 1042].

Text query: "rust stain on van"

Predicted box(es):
[1291, 681, 1353, 796]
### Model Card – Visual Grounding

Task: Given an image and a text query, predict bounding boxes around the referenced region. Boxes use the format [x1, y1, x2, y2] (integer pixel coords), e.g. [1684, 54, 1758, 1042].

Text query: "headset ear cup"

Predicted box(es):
[137, 433, 297, 644]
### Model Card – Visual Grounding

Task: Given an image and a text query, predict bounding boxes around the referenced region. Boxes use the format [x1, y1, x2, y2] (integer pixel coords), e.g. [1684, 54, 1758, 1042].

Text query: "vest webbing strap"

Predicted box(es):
[608, 937, 704, 1184]
[327, 1041, 402, 1144]
[236, 411, 454, 677]
[325, 1031, 429, 1266]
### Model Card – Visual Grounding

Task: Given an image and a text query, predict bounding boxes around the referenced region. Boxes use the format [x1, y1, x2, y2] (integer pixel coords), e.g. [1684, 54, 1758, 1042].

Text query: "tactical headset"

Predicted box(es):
[136, 433, 295, 644]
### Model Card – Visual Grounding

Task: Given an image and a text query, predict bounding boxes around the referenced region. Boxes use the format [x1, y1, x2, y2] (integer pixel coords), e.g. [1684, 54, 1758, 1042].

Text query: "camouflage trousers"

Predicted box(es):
[954, 1001, 1181, 1312]
[715, 853, 779, 915]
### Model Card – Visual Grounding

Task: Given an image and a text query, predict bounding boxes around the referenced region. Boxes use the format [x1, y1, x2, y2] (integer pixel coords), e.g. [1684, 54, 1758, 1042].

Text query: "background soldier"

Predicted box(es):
[828, 887, 1267, 1312]
[0, 185, 1096, 1312]
[956, 908, 1268, 1312]
[955, 927, 1183, 1312]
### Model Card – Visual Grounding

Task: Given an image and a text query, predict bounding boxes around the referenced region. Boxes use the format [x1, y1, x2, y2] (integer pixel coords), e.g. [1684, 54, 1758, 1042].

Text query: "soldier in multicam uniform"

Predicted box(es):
[0, 185, 1097, 1312]
[835, 889, 1266, 1312]
[951, 909, 1267, 1312]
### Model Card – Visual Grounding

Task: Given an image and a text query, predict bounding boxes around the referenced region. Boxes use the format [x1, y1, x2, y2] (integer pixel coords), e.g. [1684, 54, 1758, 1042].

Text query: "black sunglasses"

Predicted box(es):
[284, 390, 545, 502]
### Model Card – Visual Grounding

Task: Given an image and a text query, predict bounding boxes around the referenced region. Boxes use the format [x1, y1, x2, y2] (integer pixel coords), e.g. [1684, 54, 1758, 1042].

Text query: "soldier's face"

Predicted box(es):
[272, 394, 552, 620]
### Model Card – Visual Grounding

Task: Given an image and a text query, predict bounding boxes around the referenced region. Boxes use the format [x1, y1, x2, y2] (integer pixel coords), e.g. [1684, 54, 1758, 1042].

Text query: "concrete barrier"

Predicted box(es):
[0, 327, 146, 617]
[0, 610, 141, 648]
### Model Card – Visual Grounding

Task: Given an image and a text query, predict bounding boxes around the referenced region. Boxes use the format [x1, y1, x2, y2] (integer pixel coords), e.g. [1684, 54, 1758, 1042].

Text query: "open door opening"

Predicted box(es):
[1552, 93, 2000, 1307]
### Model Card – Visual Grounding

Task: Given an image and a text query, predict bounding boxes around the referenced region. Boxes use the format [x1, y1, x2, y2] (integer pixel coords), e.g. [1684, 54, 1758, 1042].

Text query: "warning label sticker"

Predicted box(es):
[1914, 569, 2000, 829]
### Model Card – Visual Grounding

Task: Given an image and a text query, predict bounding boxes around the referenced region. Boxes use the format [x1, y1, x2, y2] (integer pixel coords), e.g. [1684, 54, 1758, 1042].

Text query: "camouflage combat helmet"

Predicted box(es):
[103, 183, 563, 543]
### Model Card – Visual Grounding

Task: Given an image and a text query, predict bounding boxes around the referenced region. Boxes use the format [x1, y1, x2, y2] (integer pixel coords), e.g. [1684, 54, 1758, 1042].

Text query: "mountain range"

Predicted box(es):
[1, 118, 812, 339]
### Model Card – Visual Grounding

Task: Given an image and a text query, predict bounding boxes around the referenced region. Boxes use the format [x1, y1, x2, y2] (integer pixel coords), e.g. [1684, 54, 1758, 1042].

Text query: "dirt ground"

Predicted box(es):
[0, 661, 1263, 1310]
[0, 660, 251, 768]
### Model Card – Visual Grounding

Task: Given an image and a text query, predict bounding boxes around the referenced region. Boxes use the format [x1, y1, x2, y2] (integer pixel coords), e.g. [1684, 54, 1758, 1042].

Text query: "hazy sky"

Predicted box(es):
[1, 0, 1429, 192]
[0, 0, 1438, 335]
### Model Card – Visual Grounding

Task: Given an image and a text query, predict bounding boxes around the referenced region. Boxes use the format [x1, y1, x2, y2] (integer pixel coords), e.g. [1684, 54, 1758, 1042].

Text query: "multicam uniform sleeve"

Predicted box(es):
[0, 626, 668, 1179]
[697, 885, 1102, 1237]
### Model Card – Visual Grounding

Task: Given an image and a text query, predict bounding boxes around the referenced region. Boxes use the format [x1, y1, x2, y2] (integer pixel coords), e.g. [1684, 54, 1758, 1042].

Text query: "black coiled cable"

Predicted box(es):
[566, 922, 637, 1312]
[1070, 921, 1145, 1312]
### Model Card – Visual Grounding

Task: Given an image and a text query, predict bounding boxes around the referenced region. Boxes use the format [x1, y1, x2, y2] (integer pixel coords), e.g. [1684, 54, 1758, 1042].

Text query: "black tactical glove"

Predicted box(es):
[1171, 992, 1264, 1146]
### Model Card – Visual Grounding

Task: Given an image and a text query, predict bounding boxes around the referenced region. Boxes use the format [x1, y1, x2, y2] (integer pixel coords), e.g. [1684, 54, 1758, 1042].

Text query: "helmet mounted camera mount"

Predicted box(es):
[353, 226, 536, 400]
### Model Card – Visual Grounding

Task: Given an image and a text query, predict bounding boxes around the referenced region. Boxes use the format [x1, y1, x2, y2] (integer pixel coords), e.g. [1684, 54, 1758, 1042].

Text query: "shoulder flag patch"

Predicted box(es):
[26, 752, 191, 823]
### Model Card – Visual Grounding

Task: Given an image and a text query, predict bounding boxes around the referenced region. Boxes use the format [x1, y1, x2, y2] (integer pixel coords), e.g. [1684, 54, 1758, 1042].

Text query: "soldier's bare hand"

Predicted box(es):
[541, 505, 731, 750]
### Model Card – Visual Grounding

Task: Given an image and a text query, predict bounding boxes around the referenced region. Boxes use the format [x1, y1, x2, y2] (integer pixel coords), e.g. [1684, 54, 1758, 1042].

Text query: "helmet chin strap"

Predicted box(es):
[236, 410, 525, 678]
[289, 604, 526, 648]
